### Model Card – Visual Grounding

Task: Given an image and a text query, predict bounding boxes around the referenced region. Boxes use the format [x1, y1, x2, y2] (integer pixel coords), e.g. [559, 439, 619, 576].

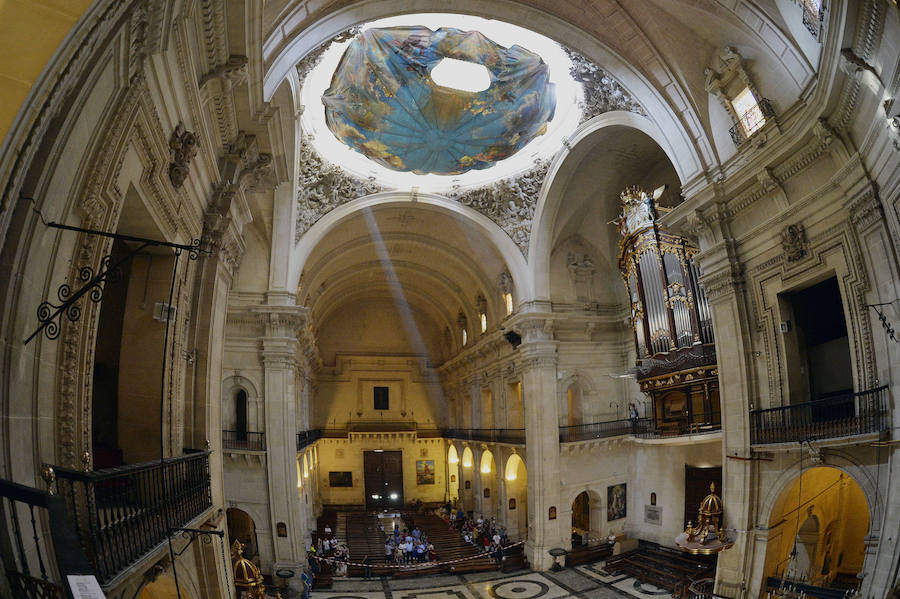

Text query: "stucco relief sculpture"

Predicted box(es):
[169, 122, 199, 188]
[565, 49, 646, 122]
[781, 223, 808, 262]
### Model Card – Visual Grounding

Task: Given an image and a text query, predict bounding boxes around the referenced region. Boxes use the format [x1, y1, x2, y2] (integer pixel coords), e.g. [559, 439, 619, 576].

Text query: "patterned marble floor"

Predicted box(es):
[305, 562, 659, 599]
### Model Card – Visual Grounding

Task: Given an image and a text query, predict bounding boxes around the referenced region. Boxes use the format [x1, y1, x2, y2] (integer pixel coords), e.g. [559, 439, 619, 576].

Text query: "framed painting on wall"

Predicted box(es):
[329, 471, 353, 487]
[416, 460, 435, 485]
[607, 483, 626, 520]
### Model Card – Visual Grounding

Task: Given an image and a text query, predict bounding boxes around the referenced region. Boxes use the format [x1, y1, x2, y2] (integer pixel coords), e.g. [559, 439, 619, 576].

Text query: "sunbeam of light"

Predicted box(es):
[361, 207, 446, 408]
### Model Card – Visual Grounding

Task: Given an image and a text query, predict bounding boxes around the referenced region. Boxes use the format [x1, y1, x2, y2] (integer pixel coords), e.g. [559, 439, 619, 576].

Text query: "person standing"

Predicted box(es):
[362, 555, 371, 580]
[629, 403, 639, 433]
[301, 569, 313, 599]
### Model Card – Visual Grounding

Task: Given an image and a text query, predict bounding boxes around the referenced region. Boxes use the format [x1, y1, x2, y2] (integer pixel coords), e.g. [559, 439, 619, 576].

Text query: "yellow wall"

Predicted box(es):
[0, 0, 93, 146]
[314, 355, 442, 429]
[315, 436, 447, 505]
[763, 467, 869, 586]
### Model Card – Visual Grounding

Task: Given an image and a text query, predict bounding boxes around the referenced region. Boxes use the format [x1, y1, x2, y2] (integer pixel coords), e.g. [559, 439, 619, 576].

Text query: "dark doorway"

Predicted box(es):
[684, 465, 722, 529]
[236, 389, 248, 441]
[364, 451, 403, 512]
[782, 277, 854, 420]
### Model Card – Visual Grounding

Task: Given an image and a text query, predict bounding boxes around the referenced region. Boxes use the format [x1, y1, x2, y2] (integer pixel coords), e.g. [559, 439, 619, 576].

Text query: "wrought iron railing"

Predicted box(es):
[52, 450, 212, 584]
[1, 475, 93, 599]
[222, 430, 265, 451]
[729, 97, 776, 145]
[559, 418, 636, 442]
[297, 429, 324, 451]
[750, 386, 889, 445]
[801, 0, 823, 37]
[441, 428, 526, 444]
[686, 578, 735, 599]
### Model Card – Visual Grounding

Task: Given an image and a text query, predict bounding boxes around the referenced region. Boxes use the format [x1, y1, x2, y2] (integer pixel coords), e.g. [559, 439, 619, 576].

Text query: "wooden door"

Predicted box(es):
[364, 451, 403, 512]
[684, 465, 722, 528]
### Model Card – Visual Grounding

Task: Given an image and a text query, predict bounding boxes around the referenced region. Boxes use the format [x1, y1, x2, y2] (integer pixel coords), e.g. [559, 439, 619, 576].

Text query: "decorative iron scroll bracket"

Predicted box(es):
[23, 220, 209, 345]
[867, 302, 899, 343]
[168, 527, 225, 557]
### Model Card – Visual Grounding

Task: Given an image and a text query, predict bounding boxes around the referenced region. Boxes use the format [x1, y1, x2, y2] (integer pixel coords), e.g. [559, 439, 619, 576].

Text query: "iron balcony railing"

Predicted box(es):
[729, 97, 776, 145]
[1, 475, 93, 599]
[51, 450, 212, 585]
[441, 428, 526, 444]
[222, 430, 265, 451]
[560, 415, 721, 443]
[750, 385, 889, 445]
[297, 429, 324, 451]
[560, 418, 644, 443]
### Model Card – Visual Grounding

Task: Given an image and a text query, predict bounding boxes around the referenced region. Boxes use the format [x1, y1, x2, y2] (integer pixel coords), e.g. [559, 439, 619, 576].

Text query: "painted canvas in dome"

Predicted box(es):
[322, 27, 557, 176]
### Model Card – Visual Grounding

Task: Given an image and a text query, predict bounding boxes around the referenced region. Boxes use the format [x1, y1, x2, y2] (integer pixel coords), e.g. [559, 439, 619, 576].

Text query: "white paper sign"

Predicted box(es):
[67, 575, 107, 599]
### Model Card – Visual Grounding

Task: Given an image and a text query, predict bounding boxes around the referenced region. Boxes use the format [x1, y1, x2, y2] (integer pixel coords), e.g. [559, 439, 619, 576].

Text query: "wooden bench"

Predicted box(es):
[565, 543, 612, 567]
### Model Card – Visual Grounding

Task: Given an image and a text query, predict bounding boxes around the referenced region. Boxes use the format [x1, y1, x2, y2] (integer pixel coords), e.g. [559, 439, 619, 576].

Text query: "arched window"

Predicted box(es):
[458, 310, 468, 346]
[236, 389, 248, 441]
[476, 293, 487, 333]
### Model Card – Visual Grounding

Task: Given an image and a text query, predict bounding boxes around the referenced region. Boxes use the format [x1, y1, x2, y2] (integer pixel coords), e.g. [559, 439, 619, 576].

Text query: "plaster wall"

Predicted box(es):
[224, 457, 277, 573]
[315, 436, 448, 505]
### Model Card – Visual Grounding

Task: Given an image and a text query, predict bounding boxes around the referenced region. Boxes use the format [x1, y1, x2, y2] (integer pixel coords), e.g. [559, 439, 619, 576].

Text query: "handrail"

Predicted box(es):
[50, 450, 213, 584]
[749, 385, 886, 415]
[297, 429, 324, 451]
[223, 430, 265, 451]
[52, 449, 212, 482]
[1, 476, 95, 599]
[750, 385, 888, 445]
[441, 428, 526, 444]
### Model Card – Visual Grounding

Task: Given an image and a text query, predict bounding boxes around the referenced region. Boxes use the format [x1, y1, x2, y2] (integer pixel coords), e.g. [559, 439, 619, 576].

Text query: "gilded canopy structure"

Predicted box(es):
[322, 26, 557, 175]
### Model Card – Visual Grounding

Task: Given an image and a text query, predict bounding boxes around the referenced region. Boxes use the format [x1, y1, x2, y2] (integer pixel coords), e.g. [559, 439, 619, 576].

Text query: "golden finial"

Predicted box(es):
[81, 451, 92, 472]
[41, 465, 56, 495]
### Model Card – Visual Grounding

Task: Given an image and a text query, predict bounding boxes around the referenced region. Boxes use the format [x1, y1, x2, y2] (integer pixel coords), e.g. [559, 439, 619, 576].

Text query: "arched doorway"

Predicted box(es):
[227, 508, 259, 562]
[479, 450, 496, 518]
[137, 575, 192, 599]
[762, 467, 869, 591]
[572, 491, 590, 545]
[448, 445, 460, 502]
[504, 454, 528, 540]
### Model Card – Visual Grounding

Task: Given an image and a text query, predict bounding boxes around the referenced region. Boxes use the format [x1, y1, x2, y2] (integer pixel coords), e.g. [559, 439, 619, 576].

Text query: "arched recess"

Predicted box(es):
[479, 449, 496, 517]
[529, 112, 686, 301]
[289, 192, 530, 302]
[227, 507, 260, 562]
[565, 487, 605, 544]
[460, 445, 475, 510]
[263, 0, 705, 181]
[448, 444, 460, 501]
[504, 454, 528, 541]
[136, 575, 193, 599]
[222, 375, 261, 435]
[760, 466, 870, 590]
[558, 371, 596, 427]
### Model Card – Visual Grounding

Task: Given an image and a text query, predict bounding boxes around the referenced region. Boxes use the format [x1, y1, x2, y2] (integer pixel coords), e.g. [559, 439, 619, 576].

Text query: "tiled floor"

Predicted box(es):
[303, 561, 660, 599]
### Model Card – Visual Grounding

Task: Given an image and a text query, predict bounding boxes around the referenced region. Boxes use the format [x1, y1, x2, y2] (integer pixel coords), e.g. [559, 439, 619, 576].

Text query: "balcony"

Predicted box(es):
[442, 428, 526, 444]
[222, 430, 265, 451]
[729, 97, 776, 146]
[297, 429, 324, 451]
[52, 450, 212, 585]
[750, 386, 889, 445]
[0, 476, 93, 599]
[560, 415, 721, 443]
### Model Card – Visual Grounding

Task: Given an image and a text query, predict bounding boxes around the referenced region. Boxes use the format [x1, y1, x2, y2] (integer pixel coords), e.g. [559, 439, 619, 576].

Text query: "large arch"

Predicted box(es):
[289, 193, 531, 304]
[504, 453, 528, 541]
[529, 112, 685, 301]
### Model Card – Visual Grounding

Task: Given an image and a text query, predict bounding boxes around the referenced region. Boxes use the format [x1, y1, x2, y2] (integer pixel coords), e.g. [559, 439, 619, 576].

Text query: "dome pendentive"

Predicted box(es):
[322, 26, 557, 176]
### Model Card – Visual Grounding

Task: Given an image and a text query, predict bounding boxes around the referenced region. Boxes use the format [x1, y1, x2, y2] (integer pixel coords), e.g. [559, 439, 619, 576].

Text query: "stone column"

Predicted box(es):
[519, 320, 564, 570]
[696, 243, 756, 594]
[258, 307, 306, 581]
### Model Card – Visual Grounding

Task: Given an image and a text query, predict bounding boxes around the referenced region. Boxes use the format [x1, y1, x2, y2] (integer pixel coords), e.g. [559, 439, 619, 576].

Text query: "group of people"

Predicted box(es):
[384, 523, 438, 564]
[446, 506, 509, 567]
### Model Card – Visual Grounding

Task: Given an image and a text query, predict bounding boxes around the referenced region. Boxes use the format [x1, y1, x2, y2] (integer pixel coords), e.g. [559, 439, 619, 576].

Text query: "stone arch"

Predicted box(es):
[529, 112, 684, 301]
[757, 458, 877, 593]
[227, 507, 260, 562]
[289, 192, 531, 306]
[564, 487, 605, 543]
[503, 453, 528, 541]
[134, 574, 195, 599]
[223, 375, 261, 435]
[557, 370, 597, 427]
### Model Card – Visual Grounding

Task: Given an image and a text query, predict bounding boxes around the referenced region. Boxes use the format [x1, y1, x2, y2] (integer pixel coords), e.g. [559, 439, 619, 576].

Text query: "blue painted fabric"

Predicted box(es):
[322, 27, 557, 175]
